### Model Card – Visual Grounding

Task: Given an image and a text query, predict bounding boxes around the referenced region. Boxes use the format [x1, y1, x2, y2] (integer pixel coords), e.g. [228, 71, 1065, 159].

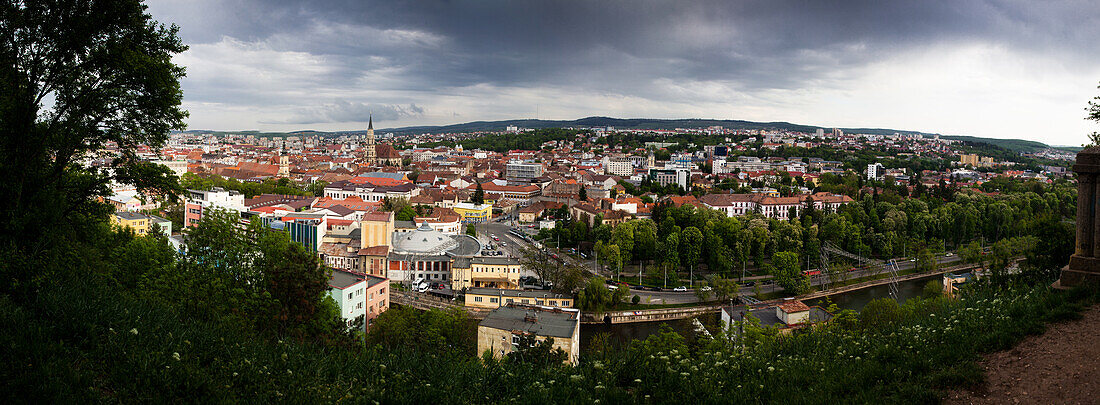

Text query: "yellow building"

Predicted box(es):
[464, 287, 574, 310]
[111, 212, 171, 235]
[960, 154, 994, 168]
[477, 304, 581, 365]
[452, 257, 524, 290]
[360, 211, 394, 248]
[453, 202, 492, 223]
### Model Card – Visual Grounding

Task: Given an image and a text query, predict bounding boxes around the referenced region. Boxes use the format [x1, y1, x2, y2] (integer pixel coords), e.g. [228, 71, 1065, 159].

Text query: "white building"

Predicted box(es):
[602, 157, 634, 176]
[648, 167, 691, 189]
[184, 187, 246, 227]
[323, 181, 419, 202]
[866, 163, 885, 180]
[505, 160, 544, 184]
[154, 159, 189, 178]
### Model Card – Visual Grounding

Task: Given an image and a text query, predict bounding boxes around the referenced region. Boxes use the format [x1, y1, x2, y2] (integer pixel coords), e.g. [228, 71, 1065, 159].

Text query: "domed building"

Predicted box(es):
[387, 222, 481, 285]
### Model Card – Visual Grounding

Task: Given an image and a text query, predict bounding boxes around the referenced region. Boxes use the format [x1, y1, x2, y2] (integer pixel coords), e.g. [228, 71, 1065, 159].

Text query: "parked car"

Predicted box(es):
[700, 286, 713, 292]
[673, 286, 688, 292]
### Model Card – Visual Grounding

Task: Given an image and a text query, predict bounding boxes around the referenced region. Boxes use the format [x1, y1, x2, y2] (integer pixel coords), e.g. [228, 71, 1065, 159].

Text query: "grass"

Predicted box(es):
[3, 272, 1096, 403]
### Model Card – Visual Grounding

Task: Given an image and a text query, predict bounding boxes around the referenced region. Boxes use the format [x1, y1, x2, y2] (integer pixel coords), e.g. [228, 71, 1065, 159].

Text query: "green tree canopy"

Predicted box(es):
[1, 0, 187, 290]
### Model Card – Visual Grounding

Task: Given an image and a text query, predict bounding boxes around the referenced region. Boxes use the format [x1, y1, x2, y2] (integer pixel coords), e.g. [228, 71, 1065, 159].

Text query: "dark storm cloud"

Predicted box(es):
[152, 0, 1100, 95]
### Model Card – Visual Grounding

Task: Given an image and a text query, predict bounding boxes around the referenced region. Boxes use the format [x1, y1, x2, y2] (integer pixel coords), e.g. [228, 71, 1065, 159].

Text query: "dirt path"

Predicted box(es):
[945, 305, 1100, 404]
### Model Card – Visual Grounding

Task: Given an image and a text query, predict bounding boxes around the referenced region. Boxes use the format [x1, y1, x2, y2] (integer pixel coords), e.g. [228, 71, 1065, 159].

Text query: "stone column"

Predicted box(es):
[1058, 147, 1100, 288]
[1080, 173, 1096, 256]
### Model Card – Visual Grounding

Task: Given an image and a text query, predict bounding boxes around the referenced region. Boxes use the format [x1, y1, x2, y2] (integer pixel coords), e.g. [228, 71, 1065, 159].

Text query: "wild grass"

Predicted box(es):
[1, 276, 1094, 403]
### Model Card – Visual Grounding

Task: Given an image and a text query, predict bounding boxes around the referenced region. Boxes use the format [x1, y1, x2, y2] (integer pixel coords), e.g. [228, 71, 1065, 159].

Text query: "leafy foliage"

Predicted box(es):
[0, 0, 187, 293]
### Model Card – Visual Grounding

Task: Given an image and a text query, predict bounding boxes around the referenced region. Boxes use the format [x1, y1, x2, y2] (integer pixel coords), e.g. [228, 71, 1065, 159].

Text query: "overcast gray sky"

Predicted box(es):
[146, 0, 1100, 145]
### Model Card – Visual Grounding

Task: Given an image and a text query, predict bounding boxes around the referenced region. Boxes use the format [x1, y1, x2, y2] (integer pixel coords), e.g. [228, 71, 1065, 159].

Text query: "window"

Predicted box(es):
[506, 299, 514, 304]
[490, 297, 499, 303]
[347, 292, 352, 300]
[512, 335, 521, 346]
[474, 296, 483, 302]
[549, 300, 557, 306]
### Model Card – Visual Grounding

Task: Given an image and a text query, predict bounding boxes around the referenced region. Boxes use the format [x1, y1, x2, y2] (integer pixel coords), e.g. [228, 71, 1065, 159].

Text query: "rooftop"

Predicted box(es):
[478, 304, 579, 339]
[328, 269, 364, 290]
[466, 287, 570, 300]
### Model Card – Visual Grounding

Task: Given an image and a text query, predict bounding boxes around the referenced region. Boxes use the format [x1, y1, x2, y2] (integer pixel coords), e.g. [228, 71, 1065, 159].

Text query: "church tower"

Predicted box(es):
[277, 145, 290, 177]
[363, 114, 377, 165]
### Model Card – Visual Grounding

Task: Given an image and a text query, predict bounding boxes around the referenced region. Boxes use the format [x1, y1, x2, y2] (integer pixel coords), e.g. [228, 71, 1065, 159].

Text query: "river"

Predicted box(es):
[580, 275, 943, 346]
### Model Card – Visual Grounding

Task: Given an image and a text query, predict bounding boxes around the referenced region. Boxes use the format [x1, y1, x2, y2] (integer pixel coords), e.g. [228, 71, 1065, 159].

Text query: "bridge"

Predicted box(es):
[390, 290, 490, 318]
[579, 304, 724, 324]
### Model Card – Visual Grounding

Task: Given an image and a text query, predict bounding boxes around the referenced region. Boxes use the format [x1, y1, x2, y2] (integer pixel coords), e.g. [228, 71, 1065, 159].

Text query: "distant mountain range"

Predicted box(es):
[183, 116, 1073, 153]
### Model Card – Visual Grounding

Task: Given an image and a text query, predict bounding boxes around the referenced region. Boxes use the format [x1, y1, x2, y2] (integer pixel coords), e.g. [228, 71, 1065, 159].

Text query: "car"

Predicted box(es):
[700, 286, 713, 292]
[673, 286, 689, 292]
[607, 285, 618, 291]
[945, 253, 954, 257]
[909, 258, 916, 262]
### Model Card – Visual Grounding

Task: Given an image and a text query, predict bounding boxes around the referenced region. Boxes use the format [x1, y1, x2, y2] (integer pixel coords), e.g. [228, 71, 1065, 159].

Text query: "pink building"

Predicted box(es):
[327, 269, 389, 330]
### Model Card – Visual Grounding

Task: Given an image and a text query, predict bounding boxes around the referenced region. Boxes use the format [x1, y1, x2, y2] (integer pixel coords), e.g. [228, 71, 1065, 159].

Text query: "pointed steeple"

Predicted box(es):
[368, 114, 373, 130]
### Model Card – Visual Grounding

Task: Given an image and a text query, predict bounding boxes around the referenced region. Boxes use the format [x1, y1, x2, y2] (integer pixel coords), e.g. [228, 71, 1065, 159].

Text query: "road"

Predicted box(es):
[477, 217, 965, 305]
[625, 254, 963, 304]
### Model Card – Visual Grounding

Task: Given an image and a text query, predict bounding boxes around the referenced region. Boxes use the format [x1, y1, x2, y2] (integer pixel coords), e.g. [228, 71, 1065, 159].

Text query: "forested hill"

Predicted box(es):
[380, 117, 909, 137]
[183, 116, 1062, 153]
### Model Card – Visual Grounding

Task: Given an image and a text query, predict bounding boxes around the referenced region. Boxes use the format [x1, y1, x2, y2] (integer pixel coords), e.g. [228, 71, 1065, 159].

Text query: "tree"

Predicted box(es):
[769, 251, 809, 295]
[395, 206, 417, 222]
[259, 229, 337, 338]
[859, 298, 902, 329]
[306, 181, 329, 197]
[915, 248, 938, 273]
[579, 185, 587, 201]
[506, 334, 567, 366]
[520, 245, 557, 286]
[680, 227, 703, 285]
[140, 208, 339, 338]
[576, 278, 615, 312]
[472, 182, 485, 205]
[693, 281, 712, 301]
[1, 0, 187, 290]
[611, 221, 635, 267]
[712, 278, 739, 303]
[367, 306, 475, 355]
[959, 241, 982, 264]
[1087, 81, 1100, 146]
[466, 224, 477, 237]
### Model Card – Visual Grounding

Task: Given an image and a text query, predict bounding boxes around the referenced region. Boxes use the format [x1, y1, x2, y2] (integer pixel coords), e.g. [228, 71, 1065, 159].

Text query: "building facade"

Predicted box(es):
[477, 304, 581, 365]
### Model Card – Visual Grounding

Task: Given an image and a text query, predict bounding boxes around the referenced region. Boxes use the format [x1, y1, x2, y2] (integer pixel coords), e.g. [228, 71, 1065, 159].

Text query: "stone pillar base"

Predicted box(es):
[1054, 255, 1100, 289]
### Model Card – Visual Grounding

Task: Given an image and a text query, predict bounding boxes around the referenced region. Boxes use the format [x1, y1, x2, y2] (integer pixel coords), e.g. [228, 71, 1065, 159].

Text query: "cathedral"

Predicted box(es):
[362, 115, 403, 167]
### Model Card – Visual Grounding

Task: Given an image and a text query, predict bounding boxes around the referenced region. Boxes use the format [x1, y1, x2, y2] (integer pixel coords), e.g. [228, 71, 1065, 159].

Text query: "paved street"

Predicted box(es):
[476, 218, 966, 305]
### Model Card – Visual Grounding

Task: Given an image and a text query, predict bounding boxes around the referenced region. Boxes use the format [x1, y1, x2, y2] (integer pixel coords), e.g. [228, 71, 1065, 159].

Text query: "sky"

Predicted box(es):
[145, 0, 1100, 145]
